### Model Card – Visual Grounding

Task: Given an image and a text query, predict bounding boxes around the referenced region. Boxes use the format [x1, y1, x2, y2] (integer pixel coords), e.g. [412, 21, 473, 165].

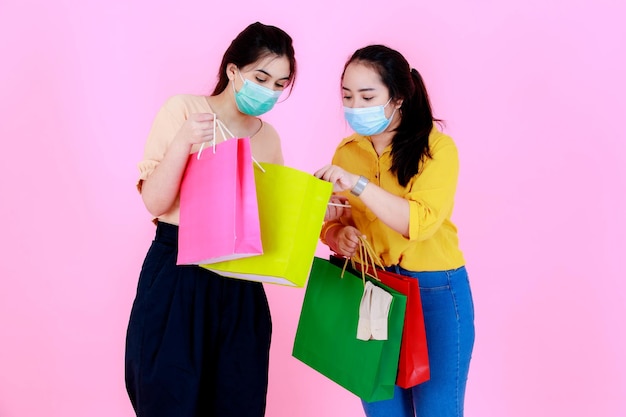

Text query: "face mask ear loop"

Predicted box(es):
[387, 108, 397, 124]
[384, 98, 398, 124]
[231, 68, 246, 95]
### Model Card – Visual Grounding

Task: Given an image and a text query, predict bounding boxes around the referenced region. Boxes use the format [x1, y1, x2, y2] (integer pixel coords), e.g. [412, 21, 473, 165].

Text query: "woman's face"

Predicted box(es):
[230, 54, 292, 92]
[342, 62, 399, 120]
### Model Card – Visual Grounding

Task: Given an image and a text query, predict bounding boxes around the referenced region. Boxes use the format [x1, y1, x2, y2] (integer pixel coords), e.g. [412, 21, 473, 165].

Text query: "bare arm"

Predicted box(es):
[315, 140, 459, 242]
[141, 113, 215, 217]
[314, 164, 410, 237]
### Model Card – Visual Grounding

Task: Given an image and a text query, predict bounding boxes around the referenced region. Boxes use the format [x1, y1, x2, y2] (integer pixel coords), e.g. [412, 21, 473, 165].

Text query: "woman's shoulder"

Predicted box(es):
[256, 118, 279, 138]
[250, 119, 284, 164]
[336, 133, 364, 149]
[428, 124, 457, 152]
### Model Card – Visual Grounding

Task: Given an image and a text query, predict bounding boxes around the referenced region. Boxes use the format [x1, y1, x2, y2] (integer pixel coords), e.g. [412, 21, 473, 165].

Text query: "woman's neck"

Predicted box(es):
[369, 133, 393, 156]
[207, 92, 258, 138]
[369, 114, 400, 156]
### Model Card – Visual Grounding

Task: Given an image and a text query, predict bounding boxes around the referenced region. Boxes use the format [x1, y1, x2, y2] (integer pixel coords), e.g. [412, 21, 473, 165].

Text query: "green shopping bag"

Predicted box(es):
[292, 257, 407, 402]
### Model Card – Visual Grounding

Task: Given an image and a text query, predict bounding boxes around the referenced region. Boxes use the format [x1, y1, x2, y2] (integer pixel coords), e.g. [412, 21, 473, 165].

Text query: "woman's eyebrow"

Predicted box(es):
[256, 68, 290, 81]
[342, 86, 376, 92]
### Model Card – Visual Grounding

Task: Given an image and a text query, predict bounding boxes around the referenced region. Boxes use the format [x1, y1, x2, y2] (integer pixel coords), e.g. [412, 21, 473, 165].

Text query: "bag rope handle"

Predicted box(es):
[196, 116, 266, 173]
[339, 235, 384, 285]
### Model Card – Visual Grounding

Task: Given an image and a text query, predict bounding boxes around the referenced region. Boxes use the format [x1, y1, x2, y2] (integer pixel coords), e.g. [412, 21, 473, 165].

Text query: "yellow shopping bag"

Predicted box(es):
[202, 163, 332, 287]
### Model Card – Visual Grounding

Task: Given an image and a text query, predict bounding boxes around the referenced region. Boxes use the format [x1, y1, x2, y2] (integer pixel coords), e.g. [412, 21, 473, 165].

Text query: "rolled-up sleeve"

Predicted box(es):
[406, 140, 459, 241]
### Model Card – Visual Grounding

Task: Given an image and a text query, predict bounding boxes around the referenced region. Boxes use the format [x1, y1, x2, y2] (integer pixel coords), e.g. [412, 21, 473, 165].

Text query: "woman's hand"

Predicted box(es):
[314, 164, 359, 193]
[140, 113, 216, 217]
[325, 194, 351, 222]
[326, 225, 362, 258]
[174, 113, 216, 147]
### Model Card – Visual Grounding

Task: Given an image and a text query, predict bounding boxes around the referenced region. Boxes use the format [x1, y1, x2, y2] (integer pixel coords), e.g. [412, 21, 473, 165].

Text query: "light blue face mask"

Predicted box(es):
[343, 98, 396, 136]
[233, 70, 282, 116]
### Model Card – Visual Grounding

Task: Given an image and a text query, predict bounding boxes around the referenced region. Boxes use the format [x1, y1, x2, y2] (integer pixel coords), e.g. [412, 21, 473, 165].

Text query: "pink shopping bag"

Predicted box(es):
[177, 136, 263, 265]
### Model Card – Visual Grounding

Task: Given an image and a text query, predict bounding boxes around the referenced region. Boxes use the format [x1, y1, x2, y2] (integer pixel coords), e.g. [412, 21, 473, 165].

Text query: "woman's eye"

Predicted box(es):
[363, 97, 373, 101]
[342, 96, 352, 100]
[255, 77, 267, 83]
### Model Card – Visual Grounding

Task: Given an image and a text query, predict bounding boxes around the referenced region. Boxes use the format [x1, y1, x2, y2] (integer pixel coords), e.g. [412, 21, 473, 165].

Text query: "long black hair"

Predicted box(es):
[212, 22, 297, 95]
[343, 45, 440, 187]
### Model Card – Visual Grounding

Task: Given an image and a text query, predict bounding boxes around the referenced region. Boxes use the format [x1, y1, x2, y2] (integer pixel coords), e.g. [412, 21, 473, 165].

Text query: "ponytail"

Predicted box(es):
[389, 68, 439, 187]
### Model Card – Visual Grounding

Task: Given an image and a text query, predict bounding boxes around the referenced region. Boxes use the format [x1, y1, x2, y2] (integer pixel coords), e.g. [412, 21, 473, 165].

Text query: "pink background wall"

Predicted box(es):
[1, 0, 624, 416]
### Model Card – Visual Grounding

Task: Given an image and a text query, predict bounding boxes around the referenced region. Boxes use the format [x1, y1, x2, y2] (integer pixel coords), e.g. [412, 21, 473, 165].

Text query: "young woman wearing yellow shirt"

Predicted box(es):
[315, 44, 475, 417]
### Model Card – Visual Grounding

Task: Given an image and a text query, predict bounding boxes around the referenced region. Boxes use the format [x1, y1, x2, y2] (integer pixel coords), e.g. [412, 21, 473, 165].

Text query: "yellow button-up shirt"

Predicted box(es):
[322, 125, 465, 272]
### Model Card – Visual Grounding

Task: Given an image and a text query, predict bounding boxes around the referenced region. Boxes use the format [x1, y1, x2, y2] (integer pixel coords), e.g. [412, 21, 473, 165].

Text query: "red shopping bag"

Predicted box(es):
[177, 136, 263, 265]
[330, 254, 430, 388]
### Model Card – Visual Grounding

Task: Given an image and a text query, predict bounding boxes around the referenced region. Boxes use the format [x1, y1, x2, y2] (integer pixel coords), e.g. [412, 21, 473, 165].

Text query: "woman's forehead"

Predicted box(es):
[244, 54, 291, 78]
[343, 63, 384, 88]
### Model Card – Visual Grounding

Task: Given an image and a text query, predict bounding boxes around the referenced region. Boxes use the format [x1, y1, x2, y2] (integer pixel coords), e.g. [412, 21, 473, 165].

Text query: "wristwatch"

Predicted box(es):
[350, 175, 370, 197]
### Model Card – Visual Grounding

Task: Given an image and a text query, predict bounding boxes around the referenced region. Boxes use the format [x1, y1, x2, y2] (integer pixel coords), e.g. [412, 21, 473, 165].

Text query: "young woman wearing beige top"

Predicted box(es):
[124, 22, 297, 417]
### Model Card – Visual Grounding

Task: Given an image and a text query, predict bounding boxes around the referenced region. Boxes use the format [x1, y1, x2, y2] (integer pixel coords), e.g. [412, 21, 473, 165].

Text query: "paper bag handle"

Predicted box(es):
[338, 235, 384, 285]
[196, 116, 266, 173]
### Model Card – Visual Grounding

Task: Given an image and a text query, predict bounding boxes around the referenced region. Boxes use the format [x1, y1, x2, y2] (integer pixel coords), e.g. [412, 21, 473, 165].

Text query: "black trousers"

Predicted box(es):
[125, 222, 272, 417]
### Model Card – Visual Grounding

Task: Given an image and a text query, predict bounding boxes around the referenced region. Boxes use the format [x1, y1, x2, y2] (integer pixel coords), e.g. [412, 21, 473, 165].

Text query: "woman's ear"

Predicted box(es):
[393, 98, 403, 110]
[226, 63, 238, 82]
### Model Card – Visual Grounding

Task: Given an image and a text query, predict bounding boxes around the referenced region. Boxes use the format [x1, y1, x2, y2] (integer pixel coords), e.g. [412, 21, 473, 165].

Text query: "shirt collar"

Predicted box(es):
[336, 133, 393, 156]
[336, 124, 440, 154]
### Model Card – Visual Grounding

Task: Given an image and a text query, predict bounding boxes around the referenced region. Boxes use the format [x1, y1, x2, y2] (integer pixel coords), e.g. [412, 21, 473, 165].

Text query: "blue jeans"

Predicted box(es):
[362, 266, 475, 417]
